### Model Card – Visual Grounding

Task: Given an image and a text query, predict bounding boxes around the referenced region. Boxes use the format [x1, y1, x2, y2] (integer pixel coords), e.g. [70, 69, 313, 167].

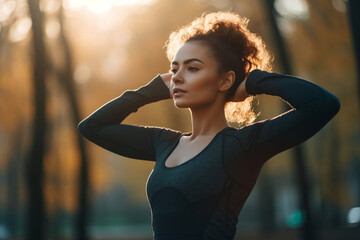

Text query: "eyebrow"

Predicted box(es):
[171, 58, 205, 66]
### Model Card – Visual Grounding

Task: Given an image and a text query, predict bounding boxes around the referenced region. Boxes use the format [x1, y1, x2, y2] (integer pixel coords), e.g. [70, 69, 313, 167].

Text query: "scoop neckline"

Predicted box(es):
[162, 126, 233, 169]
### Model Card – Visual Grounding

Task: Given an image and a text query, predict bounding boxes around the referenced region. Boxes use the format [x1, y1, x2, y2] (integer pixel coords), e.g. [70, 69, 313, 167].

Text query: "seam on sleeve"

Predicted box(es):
[220, 133, 255, 191]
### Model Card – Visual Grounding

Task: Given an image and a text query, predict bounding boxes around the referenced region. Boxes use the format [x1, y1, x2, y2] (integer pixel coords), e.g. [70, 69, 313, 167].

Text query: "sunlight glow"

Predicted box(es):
[275, 0, 309, 20]
[0, 0, 16, 22]
[276, 17, 294, 38]
[8, 17, 32, 42]
[100, 51, 125, 81]
[40, 0, 61, 14]
[211, 0, 231, 10]
[63, 0, 156, 14]
[45, 18, 60, 38]
[332, 0, 347, 13]
[74, 64, 92, 84]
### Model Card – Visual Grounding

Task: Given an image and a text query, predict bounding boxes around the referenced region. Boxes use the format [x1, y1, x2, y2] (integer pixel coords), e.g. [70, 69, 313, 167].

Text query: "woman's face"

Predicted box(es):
[169, 41, 222, 109]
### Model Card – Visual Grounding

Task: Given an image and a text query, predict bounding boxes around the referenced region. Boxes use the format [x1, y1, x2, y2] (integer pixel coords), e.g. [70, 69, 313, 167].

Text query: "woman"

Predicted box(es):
[78, 11, 340, 240]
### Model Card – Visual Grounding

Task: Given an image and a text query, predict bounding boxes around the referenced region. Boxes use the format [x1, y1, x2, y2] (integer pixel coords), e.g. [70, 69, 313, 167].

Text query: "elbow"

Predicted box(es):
[77, 119, 88, 138]
[324, 93, 341, 118]
[304, 91, 340, 122]
[77, 118, 95, 140]
[77, 117, 103, 140]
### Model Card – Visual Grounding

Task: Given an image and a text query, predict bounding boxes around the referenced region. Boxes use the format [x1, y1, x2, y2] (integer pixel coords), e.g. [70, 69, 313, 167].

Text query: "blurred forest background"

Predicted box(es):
[0, 0, 359, 239]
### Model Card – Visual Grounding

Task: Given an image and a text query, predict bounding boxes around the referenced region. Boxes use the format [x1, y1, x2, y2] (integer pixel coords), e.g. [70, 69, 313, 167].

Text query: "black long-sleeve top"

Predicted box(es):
[78, 70, 340, 240]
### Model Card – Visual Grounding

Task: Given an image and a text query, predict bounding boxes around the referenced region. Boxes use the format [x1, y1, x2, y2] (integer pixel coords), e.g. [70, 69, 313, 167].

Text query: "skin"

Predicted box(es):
[160, 41, 250, 167]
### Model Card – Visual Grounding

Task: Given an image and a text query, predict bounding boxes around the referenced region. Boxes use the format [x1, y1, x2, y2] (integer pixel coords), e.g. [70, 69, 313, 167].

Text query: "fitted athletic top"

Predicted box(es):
[78, 69, 340, 240]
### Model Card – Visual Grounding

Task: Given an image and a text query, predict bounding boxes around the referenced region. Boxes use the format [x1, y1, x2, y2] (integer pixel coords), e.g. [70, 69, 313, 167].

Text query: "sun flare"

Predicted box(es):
[63, 0, 156, 14]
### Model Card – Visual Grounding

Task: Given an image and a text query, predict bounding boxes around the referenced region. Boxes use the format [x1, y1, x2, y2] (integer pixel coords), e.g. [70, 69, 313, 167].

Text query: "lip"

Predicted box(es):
[173, 88, 187, 97]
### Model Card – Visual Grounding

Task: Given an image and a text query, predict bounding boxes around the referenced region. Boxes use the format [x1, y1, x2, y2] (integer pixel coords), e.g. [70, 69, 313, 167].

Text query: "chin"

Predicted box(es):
[173, 102, 189, 109]
[173, 99, 191, 109]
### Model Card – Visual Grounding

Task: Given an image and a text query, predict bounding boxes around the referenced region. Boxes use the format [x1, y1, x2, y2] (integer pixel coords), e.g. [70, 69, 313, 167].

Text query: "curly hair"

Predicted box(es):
[165, 11, 272, 125]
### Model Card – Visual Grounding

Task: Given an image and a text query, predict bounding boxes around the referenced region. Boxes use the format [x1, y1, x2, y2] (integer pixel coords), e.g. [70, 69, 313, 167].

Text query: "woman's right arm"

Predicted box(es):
[78, 74, 179, 161]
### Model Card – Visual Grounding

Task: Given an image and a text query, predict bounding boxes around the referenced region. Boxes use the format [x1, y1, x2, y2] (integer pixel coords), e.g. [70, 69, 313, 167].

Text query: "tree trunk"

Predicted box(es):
[262, 0, 316, 239]
[6, 127, 24, 237]
[57, 3, 90, 240]
[26, 0, 47, 239]
[347, 0, 360, 111]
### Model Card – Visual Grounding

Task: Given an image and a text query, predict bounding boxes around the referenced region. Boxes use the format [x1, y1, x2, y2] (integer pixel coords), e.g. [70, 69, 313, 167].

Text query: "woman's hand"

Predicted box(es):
[160, 73, 173, 98]
[231, 78, 250, 102]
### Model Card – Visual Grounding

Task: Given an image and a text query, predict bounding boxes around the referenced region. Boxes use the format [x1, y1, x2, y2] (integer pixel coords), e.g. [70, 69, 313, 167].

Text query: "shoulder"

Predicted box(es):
[220, 122, 267, 141]
[218, 127, 246, 153]
[144, 126, 182, 142]
[219, 121, 269, 150]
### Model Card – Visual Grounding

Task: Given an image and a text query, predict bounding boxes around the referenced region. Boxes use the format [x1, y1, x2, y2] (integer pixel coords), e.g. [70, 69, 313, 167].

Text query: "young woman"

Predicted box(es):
[78, 11, 340, 240]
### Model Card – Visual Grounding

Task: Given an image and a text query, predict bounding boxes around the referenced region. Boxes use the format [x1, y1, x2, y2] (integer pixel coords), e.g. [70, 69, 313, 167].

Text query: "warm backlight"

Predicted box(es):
[63, 0, 156, 14]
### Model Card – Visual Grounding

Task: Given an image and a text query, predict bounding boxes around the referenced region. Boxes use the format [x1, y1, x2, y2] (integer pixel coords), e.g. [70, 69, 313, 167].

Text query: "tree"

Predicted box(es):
[347, 0, 360, 109]
[26, 0, 47, 239]
[55, 2, 90, 239]
[262, 0, 316, 239]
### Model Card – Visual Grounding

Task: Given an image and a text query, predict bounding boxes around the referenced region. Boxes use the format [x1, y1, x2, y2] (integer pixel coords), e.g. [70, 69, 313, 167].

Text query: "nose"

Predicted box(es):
[171, 70, 184, 84]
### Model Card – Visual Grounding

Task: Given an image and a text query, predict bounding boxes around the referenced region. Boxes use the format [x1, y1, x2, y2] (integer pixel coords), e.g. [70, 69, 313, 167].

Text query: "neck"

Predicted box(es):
[188, 99, 229, 140]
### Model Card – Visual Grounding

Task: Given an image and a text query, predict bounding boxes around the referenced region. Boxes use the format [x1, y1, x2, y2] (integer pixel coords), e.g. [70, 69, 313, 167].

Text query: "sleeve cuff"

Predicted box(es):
[245, 69, 264, 96]
[245, 69, 284, 96]
[141, 74, 171, 100]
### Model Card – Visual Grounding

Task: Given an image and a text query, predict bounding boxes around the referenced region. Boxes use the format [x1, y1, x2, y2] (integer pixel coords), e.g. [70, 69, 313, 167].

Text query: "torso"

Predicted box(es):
[146, 127, 244, 239]
[164, 134, 219, 168]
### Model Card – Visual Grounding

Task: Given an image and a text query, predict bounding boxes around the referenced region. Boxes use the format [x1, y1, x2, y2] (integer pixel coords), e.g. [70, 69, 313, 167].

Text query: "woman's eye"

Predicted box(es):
[188, 67, 199, 72]
[170, 68, 178, 74]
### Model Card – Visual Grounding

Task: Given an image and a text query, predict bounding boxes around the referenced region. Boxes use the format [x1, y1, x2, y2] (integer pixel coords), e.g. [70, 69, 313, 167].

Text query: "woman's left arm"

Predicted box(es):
[237, 69, 340, 165]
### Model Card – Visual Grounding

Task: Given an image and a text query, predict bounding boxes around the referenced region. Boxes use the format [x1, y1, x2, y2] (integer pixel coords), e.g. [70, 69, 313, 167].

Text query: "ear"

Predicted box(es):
[218, 71, 235, 92]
